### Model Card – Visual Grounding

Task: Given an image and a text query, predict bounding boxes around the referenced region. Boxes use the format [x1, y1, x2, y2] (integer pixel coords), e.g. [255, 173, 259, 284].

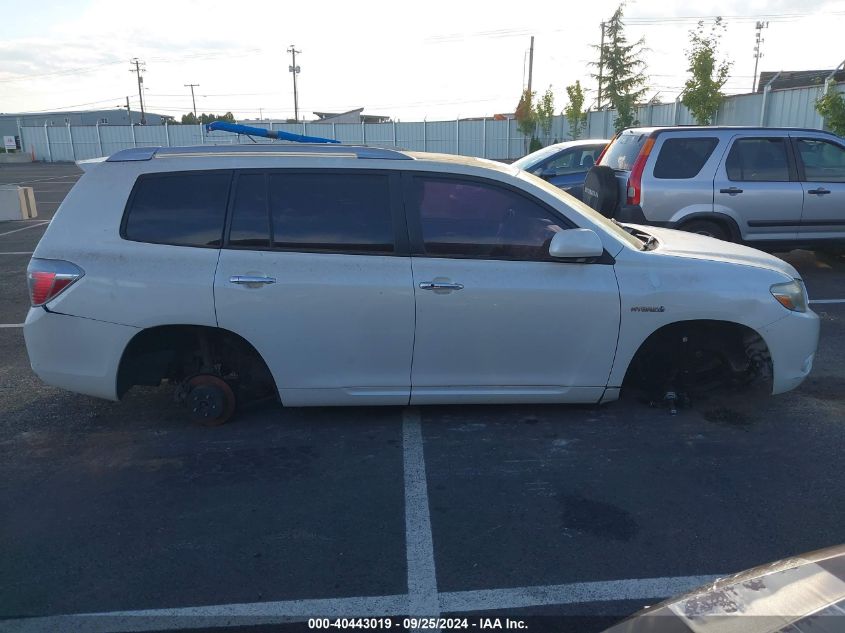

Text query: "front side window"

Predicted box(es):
[123, 171, 231, 247]
[653, 137, 719, 179]
[725, 138, 791, 182]
[796, 138, 845, 182]
[412, 177, 568, 260]
[268, 173, 394, 253]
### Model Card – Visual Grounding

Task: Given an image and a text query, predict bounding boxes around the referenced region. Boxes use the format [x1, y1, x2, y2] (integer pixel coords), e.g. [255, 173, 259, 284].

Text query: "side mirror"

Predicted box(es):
[540, 168, 557, 179]
[548, 229, 604, 259]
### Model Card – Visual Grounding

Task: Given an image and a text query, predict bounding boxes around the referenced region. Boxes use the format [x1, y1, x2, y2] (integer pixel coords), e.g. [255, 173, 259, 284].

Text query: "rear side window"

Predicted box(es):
[725, 138, 791, 182]
[269, 173, 394, 253]
[601, 132, 647, 171]
[123, 171, 231, 247]
[653, 138, 719, 179]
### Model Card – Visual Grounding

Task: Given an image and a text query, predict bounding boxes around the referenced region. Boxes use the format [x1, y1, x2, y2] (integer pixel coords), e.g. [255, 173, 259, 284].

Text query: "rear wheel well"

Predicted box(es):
[622, 320, 772, 398]
[677, 214, 741, 242]
[116, 325, 277, 402]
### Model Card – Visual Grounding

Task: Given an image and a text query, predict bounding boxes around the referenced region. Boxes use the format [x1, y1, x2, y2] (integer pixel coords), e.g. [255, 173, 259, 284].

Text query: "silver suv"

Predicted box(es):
[582, 126, 845, 251]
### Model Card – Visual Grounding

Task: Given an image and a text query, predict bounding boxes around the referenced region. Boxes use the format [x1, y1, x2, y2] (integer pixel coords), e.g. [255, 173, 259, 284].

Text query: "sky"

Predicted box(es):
[1, 0, 844, 122]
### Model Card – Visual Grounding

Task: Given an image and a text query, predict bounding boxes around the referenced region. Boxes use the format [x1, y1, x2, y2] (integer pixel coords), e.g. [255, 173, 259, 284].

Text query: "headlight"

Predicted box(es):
[770, 280, 808, 313]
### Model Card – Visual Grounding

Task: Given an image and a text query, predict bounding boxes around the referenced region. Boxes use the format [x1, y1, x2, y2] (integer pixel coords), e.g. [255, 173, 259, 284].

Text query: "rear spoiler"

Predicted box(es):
[76, 157, 108, 173]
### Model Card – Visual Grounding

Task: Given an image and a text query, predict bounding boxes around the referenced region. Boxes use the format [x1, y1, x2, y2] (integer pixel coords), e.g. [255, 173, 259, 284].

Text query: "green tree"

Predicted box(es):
[515, 88, 536, 149]
[816, 84, 845, 136]
[681, 18, 732, 125]
[593, 3, 648, 132]
[193, 112, 237, 125]
[181, 112, 198, 124]
[534, 86, 556, 139]
[564, 81, 587, 139]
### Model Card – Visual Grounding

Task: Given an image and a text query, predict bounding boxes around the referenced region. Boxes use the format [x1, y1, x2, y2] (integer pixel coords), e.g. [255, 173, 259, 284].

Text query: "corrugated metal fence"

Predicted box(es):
[20, 83, 844, 163]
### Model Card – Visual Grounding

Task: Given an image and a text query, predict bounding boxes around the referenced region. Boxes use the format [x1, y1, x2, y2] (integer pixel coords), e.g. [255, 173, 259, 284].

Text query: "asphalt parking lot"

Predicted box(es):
[1, 163, 844, 633]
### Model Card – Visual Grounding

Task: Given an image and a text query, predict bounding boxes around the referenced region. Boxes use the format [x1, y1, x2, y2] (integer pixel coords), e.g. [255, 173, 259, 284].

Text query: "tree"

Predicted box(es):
[180, 112, 198, 125]
[815, 84, 845, 137]
[681, 18, 732, 125]
[564, 81, 587, 139]
[181, 112, 237, 125]
[515, 88, 536, 150]
[593, 3, 648, 132]
[534, 86, 556, 139]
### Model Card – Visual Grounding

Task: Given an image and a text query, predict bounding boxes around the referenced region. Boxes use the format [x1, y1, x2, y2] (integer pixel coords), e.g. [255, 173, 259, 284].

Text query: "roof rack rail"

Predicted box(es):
[107, 144, 413, 162]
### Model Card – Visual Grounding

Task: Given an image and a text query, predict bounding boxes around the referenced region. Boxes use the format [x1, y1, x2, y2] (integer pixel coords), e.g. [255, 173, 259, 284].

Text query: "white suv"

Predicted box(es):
[25, 144, 819, 423]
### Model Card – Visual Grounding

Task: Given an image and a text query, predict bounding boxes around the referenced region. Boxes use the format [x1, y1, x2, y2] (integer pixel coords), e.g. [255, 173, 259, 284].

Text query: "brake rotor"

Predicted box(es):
[186, 374, 236, 426]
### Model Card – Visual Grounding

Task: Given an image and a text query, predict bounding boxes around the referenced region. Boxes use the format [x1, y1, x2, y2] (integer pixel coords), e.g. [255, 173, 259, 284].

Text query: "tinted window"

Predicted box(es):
[796, 138, 845, 182]
[412, 177, 567, 260]
[269, 173, 393, 253]
[230, 173, 270, 248]
[725, 138, 791, 182]
[653, 137, 719, 179]
[601, 132, 647, 171]
[124, 171, 231, 247]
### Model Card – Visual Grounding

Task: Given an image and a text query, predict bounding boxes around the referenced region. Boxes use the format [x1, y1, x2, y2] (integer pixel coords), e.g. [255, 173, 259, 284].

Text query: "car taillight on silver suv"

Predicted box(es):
[27, 258, 84, 307]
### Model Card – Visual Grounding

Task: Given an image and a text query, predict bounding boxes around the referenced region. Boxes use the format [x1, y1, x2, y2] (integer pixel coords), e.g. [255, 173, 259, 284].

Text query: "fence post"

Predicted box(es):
[16, 118, 23, 154]
[131, 123, 137, 148]
[302, 121, 307, 137]
[67, 124, 76, 161]
[332, 122, 337, 141]
[361, 121, 366, 145]
[423, 120, 427, 152]
[455, 118, 459, 154]
[482, 117, 487, 159]
[760, 72, 780, 127]
[673, 98, 681, 125]
[392, 120, 397, 147]
[44, 123, 52, 163]
[506, 117, 512, 159]
[96, 121, 104, 156]
[200, 124, 205, 144]
[164, 121, 170, 147]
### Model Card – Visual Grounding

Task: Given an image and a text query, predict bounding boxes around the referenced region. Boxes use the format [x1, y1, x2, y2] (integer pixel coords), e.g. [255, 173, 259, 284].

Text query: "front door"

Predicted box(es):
[403, 173, 621, 405]
[214, 170, 415, 406]
[793, 136, 845, 242]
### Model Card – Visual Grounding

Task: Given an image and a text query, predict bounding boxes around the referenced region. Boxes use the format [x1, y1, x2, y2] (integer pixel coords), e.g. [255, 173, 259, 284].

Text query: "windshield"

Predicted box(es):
[512, 145, 562, 170]
[517, 168, 644, 250]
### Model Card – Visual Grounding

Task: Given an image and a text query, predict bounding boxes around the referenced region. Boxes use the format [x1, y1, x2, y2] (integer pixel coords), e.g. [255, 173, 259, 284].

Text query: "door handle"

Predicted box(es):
[719, 187, 744, 195]
[808, 188, 831, 195]
[419, 281, 464, 291]
[229, 275, 276, 285]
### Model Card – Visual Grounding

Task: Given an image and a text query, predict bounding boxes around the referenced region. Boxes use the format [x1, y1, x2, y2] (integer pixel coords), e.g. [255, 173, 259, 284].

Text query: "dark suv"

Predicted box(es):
[582, 126, 845, 251]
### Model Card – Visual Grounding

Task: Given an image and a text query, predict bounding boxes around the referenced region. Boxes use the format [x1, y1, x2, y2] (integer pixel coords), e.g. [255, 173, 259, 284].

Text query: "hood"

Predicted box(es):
[627, 224, 801, 281]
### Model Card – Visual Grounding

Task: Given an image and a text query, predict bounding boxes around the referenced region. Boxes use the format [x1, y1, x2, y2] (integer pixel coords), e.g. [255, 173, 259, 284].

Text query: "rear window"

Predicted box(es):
[123, 171, 231, 247]
[653, 138, 719, 179]
[600, 132, 647, 171]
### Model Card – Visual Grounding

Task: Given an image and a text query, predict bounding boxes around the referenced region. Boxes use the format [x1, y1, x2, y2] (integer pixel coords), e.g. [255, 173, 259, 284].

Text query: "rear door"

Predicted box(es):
[792, 135, 845, 241]
[713, 134, 803, 243]
[214, 169, 415, 406]
[404, 173, 620, 405]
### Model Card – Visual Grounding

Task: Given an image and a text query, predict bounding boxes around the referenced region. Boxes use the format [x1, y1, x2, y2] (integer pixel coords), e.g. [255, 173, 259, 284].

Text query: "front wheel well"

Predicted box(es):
[116, 325, 277, 402]
[622, 320, 773, 397]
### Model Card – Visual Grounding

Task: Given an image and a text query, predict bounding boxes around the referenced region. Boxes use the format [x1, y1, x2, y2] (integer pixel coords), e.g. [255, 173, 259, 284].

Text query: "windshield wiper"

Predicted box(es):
[642, 235, 659, 251]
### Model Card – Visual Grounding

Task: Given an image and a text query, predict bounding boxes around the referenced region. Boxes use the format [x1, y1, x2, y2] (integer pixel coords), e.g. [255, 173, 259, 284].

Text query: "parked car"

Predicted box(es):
[582, 126, 845, 252]
[25, 144, 818, 424]
[512, 139, 609, 198]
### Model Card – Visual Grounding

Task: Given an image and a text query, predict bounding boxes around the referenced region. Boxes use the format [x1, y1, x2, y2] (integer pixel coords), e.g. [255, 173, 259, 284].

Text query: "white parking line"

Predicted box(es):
[0, 575, 722, 633]
[0, 323, 24, 328]
[810, 299, 845, 304]
[0, 222, 48, 237]
[402, 407, 441, 619]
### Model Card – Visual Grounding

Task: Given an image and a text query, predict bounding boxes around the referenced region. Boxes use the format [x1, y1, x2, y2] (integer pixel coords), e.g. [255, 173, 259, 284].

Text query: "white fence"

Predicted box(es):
[19, 83, 844, 163]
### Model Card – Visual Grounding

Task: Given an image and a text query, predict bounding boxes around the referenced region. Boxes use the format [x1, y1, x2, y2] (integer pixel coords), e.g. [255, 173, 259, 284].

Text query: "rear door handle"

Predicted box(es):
[229, 275, 276, 285]
[419, 281, 464, 291]
[808, 188, 831, 195]
[719, 187, 744, 195]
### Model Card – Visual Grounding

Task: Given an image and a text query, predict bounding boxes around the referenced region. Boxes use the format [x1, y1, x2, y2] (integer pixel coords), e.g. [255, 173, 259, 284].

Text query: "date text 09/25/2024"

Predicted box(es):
[308, 618, 528, 630]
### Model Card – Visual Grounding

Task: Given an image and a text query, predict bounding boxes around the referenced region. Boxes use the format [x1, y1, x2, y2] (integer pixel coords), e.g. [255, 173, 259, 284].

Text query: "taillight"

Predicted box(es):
[27, 258, 84, 307]
[626, 135, 656, 206]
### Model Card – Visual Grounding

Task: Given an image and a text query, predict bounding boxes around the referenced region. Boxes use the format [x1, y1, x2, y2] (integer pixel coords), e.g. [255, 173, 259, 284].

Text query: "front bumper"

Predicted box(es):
[758, 309, 820, 395]
[24, 308, 140, 401]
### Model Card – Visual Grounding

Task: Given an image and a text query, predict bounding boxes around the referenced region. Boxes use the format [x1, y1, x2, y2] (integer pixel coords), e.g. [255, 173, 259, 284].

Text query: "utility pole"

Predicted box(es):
[184, 83, 199, 119]
[597, 21, 606, 109]
[129, 58, 147, 125]
[287, 44, 301, 122]
[527, 36, 535, 96]
[752, 21, 769, 92]
[125, 96, 132, 125]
